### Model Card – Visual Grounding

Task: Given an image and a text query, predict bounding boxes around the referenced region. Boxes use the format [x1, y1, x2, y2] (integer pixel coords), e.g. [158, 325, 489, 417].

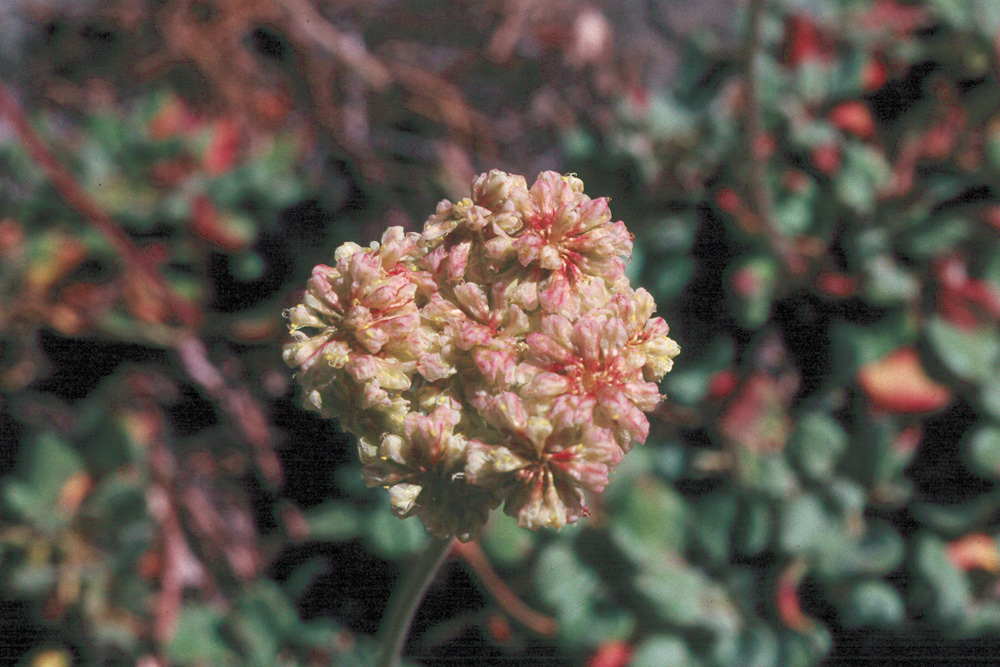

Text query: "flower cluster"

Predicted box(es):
[284, 171, 679, 540]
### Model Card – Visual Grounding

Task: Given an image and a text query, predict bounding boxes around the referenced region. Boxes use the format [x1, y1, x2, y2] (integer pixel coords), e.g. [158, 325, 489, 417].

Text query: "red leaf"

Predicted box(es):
[816, 271, 856, 297]
[831, 101, 876, 140]
[586, 641, 632, 667]
[947, 534, 1000, 572]
[857, 347, 951, 414]
[203, 117, 242, 175]
[782, 15, 833, 67]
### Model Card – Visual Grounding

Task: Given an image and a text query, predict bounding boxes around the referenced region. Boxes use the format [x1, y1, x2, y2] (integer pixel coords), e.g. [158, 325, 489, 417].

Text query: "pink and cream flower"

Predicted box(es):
[466, 393, 621, 530]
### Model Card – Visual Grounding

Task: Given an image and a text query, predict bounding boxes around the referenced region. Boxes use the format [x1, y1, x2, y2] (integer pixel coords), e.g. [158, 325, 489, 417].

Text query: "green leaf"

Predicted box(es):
[533, 542, 599, 615]
[363, 507, 427, 560]
[560, 603, 635, 649]
[692, 492, 738, 566]
[739, 624, 780, 667]
[775, 186, 816, 236]
[965, 425, 1000, 479]
[303, 501, 359, 542]
[481, 510, 535, 568]
[789, 412, 847, 481]
[736, 450, 800, 500]
[609, 475, 687, 565]
[835, 143, 890, 215]
[862, 255, 919, 305]
[912, 532, 972, 625]
[2, 432, 83, 527]
[779, 493, 828, 554]
[167, 604, 236, 665]
[926, 317, 1000, 384]
[650, 255, 694, 303]
[734, 497, 772, 558]
[631, 635, 698, 667]
[841, 580, 905, 629]
[904, 217, 971, 259]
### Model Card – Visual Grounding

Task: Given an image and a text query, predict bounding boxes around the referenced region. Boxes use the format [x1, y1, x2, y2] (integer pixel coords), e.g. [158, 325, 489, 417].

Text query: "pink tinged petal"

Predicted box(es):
[539, 245, 562, 271]
[423, 244, 448, 275]
[453, 282, 491, 321]
[526, 332, 575, 366]
[342, 304, 373, 331]
[389, 483, 423, 515]
[484, 233, 514, 260]
[345, 354, 378, 382]
[417, 352, 456, 381]
[626, 379, 663, 413]
[571, 197, 613, 234]
[284, 331, 338, 370]
[409, 269, 438, 296]
[285, 304, 326, 330]
[596, 386, 649, 448]
[472, 348, 517, 388]
[362, 382, 391, 410]
[306, 267, 343, 312]
[524, 417, 554, 452]
[523, 371, 572, 399]
[472, 169, 526, 208]
[642, 334, 681, 381]
[509, 468, 584, 531]
[538, 271, 571, 313]
[456, 322, 494, 350]
[484, 392, 528, 433]
[353, 325, 390, 354]
[381, 433, 410, 465]
[466, 440, 529, 486]
[333, 242, 364, 263]
[633, 288, 657, 324]
[549, 393, 597, 431]
[551, 452, 611, 493]
[573, 316, 604, 364]
[423, 293, 464, 324]
[515, 233, 544, 267]
[366, 275, 416, 311]
[598, 317, 628, 360]
[348, 251, 383, 299]
[374, 310, 421, 341]
[446, 241, 472, 281]
[541, 313, 575, 347]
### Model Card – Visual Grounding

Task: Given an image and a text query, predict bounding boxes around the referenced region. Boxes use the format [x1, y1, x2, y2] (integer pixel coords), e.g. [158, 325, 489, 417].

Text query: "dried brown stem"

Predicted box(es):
[451, 540, 557, 636]
[741, 0, 797, 273]
[277, 0, 391, 90]
[0, 82, 201, 329]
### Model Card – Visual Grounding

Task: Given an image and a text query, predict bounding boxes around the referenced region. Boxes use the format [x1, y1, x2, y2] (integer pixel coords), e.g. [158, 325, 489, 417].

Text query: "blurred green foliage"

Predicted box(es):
[5, 0, 1000, 665]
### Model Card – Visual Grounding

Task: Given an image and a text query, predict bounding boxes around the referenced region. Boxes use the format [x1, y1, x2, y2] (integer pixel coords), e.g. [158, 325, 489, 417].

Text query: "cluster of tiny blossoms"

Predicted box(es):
[284, 171, 679, 541]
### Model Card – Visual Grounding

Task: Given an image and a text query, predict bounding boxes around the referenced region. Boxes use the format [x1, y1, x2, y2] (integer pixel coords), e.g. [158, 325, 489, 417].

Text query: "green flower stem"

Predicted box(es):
[376, 535, 453, 667]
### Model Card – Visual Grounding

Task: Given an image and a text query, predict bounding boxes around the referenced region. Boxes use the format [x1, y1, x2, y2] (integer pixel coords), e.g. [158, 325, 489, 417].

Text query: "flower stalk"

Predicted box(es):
[376, 535, 453, 667]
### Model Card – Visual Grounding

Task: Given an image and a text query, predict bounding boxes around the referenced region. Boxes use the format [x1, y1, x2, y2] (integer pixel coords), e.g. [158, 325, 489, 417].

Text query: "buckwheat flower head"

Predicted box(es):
[284, 171, 679, 540]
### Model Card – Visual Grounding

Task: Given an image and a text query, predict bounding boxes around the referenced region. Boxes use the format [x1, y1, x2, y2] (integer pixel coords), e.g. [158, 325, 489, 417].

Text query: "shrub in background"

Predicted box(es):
[3, 1, 1000, 666]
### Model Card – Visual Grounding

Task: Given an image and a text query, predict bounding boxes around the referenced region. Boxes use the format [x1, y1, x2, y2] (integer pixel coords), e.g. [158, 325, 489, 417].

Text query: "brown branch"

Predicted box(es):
[277, 0, 392, 90]
[740, 0, 799, 274]
[176, 335, 283, 488]
[0, 82, 282, 489]
[451, 540, 557, 636]
[0, 82, 201, 329]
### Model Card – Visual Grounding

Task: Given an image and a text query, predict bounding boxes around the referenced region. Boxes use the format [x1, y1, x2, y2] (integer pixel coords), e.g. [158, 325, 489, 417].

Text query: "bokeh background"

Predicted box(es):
[3, 0, 1000, 665]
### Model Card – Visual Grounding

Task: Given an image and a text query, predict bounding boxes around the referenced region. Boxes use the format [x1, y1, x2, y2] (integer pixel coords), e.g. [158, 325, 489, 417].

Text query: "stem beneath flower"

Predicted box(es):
[376, 535, 453, 667]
